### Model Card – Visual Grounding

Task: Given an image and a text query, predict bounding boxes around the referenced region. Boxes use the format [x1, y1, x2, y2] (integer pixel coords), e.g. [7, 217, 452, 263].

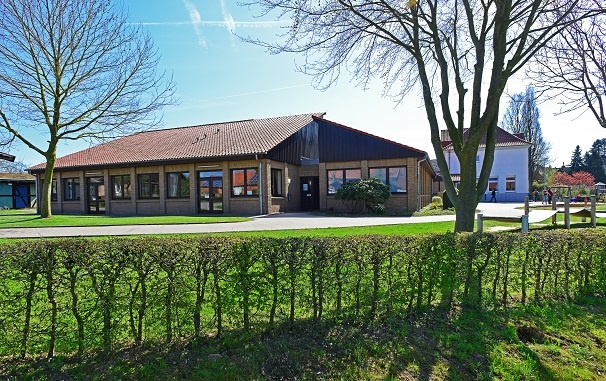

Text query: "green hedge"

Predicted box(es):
[0, 231, 605, 358]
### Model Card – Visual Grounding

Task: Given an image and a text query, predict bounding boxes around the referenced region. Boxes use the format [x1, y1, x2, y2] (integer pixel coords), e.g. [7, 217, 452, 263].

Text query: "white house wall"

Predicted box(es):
[444, 144, 529, 202]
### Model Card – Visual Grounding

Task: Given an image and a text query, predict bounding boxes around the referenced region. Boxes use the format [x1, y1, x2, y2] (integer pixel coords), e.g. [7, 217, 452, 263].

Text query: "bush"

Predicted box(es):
[335, 178, 390, 213]
[431, 196, 443, 205]
[1, 230, 605, 358]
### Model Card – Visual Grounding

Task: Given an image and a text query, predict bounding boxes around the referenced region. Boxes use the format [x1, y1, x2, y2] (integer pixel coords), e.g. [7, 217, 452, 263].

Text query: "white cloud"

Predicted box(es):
[137, 20, 285, 28]
[220, 0, 237, 38]
[183, 0, 206, 47]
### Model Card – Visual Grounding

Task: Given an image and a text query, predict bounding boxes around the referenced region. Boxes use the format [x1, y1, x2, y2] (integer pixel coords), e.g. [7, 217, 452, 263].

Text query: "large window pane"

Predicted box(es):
[246, 169, 258, 195]
[369, 168, 387, 184]
[63, 178, 80, 201]
[167, 172, 190, 198]
[231, 168, 258, 197]
[51, 179, 57, 201]
[111, 175, 131, 199]
[138, 173, 159, 199]
[271, 168, 283, 197]
[327, 170, 344, 194]
[389, 167, 407, 193]
[506, 176, 515, 192]
[345, 169, 361, 182]
[370, 167, 407, 193]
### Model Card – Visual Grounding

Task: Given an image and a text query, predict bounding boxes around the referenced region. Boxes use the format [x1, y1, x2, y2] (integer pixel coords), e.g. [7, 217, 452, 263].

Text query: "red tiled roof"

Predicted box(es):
[441, 127, 531, 150]
[29, 113, 325, 171]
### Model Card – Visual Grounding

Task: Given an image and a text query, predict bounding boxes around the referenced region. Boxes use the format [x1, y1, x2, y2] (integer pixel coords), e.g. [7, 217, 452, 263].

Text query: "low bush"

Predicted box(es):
[335, 178, 390, 213]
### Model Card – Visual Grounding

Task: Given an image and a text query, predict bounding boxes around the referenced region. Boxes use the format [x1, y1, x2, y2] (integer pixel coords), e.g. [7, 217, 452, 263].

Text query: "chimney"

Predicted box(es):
[440, 130, 450, 142]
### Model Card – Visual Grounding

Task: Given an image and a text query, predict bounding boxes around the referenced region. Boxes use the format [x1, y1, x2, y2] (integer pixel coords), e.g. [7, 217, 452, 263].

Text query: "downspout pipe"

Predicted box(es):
[417, 156, 427, 212]
[256, 154, 263, 215]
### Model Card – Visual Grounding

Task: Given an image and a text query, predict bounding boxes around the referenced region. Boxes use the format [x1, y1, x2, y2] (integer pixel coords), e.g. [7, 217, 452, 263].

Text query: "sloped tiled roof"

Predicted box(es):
[441, 127, 531, 150]
[29, 113, 325, 171]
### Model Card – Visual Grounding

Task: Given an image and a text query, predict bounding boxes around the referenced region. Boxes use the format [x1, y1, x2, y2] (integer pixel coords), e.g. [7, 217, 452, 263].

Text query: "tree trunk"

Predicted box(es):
[453, 148, 482, 232]
[40, 149, 57, 218]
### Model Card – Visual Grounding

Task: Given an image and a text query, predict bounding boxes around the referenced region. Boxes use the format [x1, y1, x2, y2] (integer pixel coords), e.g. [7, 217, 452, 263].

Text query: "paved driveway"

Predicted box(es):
[0, 202, 534, 238]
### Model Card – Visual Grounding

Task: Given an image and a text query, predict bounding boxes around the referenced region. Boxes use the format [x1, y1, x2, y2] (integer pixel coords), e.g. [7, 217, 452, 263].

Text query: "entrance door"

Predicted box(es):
[198, 171, 223, 214]
[300, 176, 319, 211]
[87, 177, 105, 214]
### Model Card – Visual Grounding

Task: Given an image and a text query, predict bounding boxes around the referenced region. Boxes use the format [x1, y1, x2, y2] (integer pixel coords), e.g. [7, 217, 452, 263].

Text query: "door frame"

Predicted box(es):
[86, 177, 105, 214]
[198, 171, 224, 214]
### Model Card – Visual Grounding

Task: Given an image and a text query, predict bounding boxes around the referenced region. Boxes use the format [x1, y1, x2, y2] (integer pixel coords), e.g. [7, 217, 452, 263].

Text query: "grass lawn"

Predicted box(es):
[0, 209, 250, 228]
[3, 297, 604, 380]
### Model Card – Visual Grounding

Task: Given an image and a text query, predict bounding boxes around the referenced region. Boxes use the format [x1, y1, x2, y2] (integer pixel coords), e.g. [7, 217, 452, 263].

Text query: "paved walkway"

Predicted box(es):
[0, 202, 576, 238]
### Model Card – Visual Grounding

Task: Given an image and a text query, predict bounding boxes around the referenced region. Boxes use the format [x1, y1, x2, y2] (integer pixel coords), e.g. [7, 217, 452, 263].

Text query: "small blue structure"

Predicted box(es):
[0, 173, 36, 209]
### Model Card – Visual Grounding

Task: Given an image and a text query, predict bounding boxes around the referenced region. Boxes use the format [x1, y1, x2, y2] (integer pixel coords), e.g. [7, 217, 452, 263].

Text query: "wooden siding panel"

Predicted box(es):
[267, 121, 319, 165]
[317, 120, 424, 162]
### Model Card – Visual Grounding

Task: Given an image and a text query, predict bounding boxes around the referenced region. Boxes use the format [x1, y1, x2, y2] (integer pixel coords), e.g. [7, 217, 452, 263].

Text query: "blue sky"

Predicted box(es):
[18, 0, 606, 167]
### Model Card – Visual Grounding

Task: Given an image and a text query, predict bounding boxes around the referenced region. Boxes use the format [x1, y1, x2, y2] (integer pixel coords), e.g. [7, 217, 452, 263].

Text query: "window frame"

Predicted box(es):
[231, 168, 259, 197]
[505, 175, 516, 192]
[271, 168, 283, 197]
[51, 179, 57, 201]
[111, 174, 132, 200]
[369, 166, 408, 194]
[488, 177, 499, 192]
[137, 173, 160, 199]
[63, 177, 80, 201]
[327, 168, 361, 194]
[166, 171, 191, 199]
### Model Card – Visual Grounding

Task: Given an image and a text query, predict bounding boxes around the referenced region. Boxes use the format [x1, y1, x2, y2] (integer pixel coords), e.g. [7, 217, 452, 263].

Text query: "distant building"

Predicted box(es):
[0, 173, 36, 209]
[29, 113, 436, 215]
[438, 127, 531, 202]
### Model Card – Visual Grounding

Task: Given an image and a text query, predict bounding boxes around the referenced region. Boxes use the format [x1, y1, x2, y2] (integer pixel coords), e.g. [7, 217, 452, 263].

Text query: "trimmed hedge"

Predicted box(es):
[0, 231, 605, 358]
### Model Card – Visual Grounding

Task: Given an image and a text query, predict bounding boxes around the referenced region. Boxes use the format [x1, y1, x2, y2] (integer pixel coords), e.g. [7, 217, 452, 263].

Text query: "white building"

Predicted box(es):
[441, 127, 531, 202]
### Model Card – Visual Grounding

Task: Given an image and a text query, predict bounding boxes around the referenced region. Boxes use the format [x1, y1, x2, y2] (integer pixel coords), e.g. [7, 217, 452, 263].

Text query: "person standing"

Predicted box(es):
[542, 188, 548, 204]
[490, 188, 497, 202]
[547, 188, 553, 204]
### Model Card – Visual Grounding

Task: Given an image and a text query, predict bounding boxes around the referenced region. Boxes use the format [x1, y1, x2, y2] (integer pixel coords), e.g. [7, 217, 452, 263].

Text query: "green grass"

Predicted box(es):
[3, 298, 604, 380]
[0, 209, 250, 228]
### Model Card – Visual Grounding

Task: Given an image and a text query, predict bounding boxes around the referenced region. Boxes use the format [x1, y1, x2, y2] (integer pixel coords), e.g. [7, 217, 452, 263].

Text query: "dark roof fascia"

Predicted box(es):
[0, 152, 16, 162]
[313, 116, 427, 157]
[28, 153, 268, 174]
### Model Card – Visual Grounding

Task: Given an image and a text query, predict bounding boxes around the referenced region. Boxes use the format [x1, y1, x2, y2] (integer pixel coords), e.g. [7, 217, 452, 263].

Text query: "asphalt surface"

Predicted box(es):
[0, 202, 581, 238]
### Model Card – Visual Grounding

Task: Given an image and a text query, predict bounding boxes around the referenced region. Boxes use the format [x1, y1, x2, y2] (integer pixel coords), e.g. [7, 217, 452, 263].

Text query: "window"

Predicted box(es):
[271, 168, 283, 197]
[111, 175, 131, 199]
[231, 168, 258, 196]
[506, 176, 516, 192]
[167, 172, 190, 198]
[138, 173, 159, 199]
[327, 168, 361, 194]
[369, 166, 407, 193]
[63, 178, 80, 201]
[488, 177, 498, 192]
[51, 179, 57, 201]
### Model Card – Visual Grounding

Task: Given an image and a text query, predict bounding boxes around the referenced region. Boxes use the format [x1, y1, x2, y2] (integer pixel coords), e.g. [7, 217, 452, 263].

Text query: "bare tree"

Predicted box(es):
[0, 0, 176, 218]
[502, 86, 551, 188]
[243, 0, 604, 231]
[530, 8, 606, 128]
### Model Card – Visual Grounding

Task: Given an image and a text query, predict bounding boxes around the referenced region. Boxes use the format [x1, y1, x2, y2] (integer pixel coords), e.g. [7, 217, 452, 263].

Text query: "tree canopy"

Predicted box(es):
[0, 0, 175, 217]
[501, 86, 551, 189]
[244, 0, 605, 231]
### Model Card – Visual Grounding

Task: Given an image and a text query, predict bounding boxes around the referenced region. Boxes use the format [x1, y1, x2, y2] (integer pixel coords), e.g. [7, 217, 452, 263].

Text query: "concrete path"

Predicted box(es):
[0, 201, 583, 238]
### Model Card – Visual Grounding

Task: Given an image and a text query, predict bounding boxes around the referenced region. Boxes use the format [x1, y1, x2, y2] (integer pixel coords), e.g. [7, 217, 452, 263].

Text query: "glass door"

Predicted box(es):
[87, 177, 105, 214]
[198, 171, 223, 214]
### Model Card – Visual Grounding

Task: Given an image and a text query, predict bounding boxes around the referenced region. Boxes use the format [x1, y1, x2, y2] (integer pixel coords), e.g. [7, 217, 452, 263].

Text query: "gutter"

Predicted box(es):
[255, 154, 263, 215]
[417, 156, 427, 212]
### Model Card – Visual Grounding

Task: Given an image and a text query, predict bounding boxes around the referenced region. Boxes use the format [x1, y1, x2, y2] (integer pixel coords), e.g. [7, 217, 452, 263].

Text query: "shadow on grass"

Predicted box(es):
[4, 299, 605, 380]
